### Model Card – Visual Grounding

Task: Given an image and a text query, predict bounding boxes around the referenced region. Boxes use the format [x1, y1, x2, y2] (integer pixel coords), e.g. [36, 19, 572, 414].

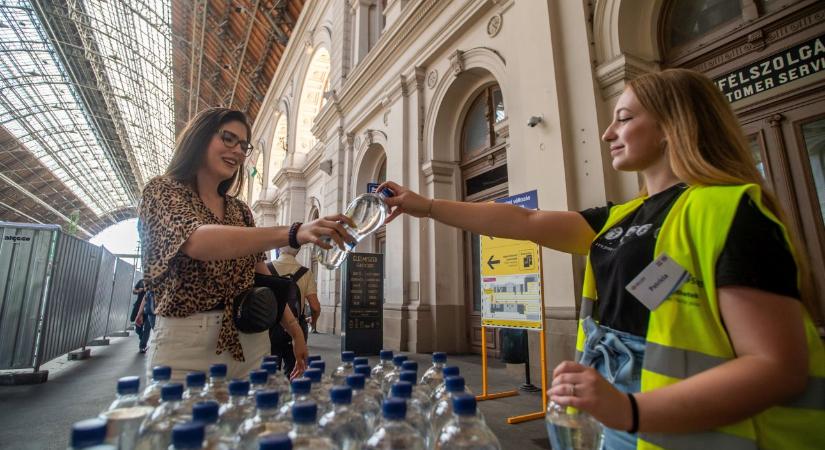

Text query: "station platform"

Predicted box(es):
[0, 332, 550, 449]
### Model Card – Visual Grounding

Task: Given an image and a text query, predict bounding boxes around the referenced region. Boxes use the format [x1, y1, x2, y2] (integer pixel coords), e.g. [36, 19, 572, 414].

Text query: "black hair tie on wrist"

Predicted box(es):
[288, 222, 303, 249]
[627, 393, 639, 434]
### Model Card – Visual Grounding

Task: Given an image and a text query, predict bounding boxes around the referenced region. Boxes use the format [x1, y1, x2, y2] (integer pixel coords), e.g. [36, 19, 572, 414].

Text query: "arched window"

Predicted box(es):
[269, 114, 288, 180]
[295, 48, 331, 157]
[250, 152, 264, 205]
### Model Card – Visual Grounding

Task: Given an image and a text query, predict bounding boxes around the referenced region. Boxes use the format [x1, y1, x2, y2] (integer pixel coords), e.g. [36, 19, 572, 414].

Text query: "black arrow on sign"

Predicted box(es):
[487, 255, 500, 270]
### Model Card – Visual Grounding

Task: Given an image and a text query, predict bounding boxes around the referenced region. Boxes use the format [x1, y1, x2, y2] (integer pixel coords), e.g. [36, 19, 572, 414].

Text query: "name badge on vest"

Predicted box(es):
[625, 253, 689, 311]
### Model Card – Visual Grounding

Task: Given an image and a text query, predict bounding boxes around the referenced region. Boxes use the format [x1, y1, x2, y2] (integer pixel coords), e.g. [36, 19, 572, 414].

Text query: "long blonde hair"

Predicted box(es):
[628, 68, 821, 324]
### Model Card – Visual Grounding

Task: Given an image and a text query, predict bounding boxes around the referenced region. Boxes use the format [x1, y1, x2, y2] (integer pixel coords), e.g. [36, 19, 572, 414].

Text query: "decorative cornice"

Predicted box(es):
[595, 53, 659, 99]
[449, 49, 465, 77]
[421, 160, 458, 184]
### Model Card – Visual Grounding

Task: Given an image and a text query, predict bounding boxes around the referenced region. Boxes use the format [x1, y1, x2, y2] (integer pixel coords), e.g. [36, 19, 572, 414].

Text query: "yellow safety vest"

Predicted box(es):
[576, 184, 825, 450]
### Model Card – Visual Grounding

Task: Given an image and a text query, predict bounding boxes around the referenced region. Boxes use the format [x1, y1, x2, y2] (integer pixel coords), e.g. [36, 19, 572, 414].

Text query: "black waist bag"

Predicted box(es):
[232, 274, 295, 334]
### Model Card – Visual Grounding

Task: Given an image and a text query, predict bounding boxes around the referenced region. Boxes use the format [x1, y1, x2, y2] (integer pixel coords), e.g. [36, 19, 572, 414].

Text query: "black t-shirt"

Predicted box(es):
[579, 183, 799, 337]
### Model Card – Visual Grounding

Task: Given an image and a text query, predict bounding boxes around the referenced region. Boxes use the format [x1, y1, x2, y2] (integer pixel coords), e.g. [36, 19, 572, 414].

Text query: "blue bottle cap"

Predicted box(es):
[452, 393, 477, 416]
[117, 376, 140, 395]
[303, 368, 322, 383]
[255, 390, 280, 409]
[379, 350, 393, 360]
[353, 357, 369, 366]
[340, 351, 355, 362]
[185, 372, 206, 388]
[433, 352, 447, 363]
[290, 377, 311, 395]
[152, 365, 172, 381]
[259, 434, 293, 450]
[398, 370, 417, 385]
[330, 386, 353, 404]
[382, 397, 406, 420]
[291, 402, 318, 424]
[161, 383, 184, 401]
[307, 355, 322, 363]
[392, 355, 408, 367]
[209, 364, 227, 378]
[171, 421, 204, 449]
[345, 374, 365, 390]
[401, 361, 418, 373]
[71, 418, 107, 447]
[263, 355, 281, 364]
[261, 362, 279, 375]
[391, 381, 412, 399]
[192, 400, 219, 424]
[308, 361, 325, 373]
[249, 369, 269, 385]
[228, 380, 250, 396]
[442, 366, 460, 377]
[353, 365, 371, 377]
[445, 376, 465, 393]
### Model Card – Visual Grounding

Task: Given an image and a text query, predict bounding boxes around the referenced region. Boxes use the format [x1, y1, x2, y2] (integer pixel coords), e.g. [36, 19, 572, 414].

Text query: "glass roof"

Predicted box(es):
[0, 0, 174, 216]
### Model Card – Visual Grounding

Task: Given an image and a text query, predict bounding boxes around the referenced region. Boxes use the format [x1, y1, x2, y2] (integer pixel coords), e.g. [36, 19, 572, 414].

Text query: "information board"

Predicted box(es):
[341, 252, 383, 355]
[480, 190, 544, 330]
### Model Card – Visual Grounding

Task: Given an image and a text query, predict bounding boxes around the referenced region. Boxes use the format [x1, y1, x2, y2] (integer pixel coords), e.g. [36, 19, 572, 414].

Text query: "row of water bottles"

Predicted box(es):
[69, 351, 502, 449]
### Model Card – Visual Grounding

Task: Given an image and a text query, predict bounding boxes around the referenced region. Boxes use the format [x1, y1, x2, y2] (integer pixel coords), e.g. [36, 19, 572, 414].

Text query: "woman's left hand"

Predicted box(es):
[549, 361, 633, 430]
[289, 336, 308, 380]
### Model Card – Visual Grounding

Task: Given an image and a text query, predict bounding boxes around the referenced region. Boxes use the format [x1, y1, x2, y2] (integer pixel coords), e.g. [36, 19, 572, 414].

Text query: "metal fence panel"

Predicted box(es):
[87, 249, 115, 341]
[107, 258, 134, 335]
[0, 223, 59, 370]
[38, 233, 102, 366]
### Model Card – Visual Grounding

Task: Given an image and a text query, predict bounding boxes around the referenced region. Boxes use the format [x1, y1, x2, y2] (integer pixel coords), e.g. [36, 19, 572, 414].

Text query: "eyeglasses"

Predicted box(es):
[217, 129, 254, 156]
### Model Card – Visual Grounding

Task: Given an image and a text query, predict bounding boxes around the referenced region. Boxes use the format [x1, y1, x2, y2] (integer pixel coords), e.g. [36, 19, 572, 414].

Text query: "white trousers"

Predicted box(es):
[146, 311, 269, 382]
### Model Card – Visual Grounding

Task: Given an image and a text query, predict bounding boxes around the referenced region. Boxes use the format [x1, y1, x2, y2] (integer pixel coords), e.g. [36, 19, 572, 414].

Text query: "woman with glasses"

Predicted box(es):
[138, 107, 354, 381]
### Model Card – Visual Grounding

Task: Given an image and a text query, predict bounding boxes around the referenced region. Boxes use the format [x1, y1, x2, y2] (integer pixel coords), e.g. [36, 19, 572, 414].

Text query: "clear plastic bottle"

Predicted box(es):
[431, 376, 482, 438]
[331, 351, 355, 385]
[352, 366, 383, 406]
[435, 394, 502, 450]
[398, 370, 433, 417]
[237, 391, 291, 450]
[261, 362, 290, 399]
[431, 366, 461, 403]
[318, 386, 369, 450]
[141, 365, 172, 407]
[388, 381, 432, 448]
[345, 374, 381, 432]
[288, 402, 336, 449]
[205, 365, 229, 405]
[421, 352, 447, 394]
[302, 369, 331, 415]
[277, 378, 313, 421]
[169, 421, 205, 449]
[217, 380, 252, 439]
[181, 372, 214, 419]
[370, 350, 393, 381]
[307, 361, 333, 390]
[258, 434, 293, 450]
[380, 355, 408, 395]
[249, 370, 270, 400]
[192, 401, 232, 449]
[545, 401, 604, 450]
[101, 376, 154, 450]
[136, 383, 187, 450]
[70, 418, 116, 450]
[362, 398, 426, 450]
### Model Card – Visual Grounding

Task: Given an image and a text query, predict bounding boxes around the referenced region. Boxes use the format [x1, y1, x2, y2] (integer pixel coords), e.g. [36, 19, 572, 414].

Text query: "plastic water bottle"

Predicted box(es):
[217, 380, 252, 439]
[545, 401, 604, 450]
[302, 369, 331, 415]
[345, 374, 381, 431]
[318, 386, 369, 450]
[205, 365, 229, 404]
[142, 365, 172, 407]
[101, 376, 153, 450]
[353, 357, 369, 368]
[277, 378, 314, 420]
[170, 421, 205, 449]
[288, 402, 336, 449]
[307, 361, 333, 390]
[70, 418, 115, 449]
[182, 372, 214, 418]
[313, 190, 392, 270]
[237, 391, 291, 450]
[262, 362, 290, 399]
[370, 350, 394, 381]
[192, 401, 231, 449]
[307, 355, 322, 364]
[421, 352, 447, 393]
[363, 398, 426, 450]
[352, 365, 383, 406]
[381, 355, 408, 394]
[331, 351, 355, 385]
[436, 394, 502, 450]
[398, 371, 433, 417]
[389, 382, 432, 448]
[249, 370, 270, 399]
[432, 376, 481, 438]
[136, 383, 187, 450]
[258, 434, 292, 450]
[431, 366, 461, 403]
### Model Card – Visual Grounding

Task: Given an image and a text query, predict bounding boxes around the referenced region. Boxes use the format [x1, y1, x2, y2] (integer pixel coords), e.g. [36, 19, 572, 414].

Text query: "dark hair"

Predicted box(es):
[165, 107, 251, 197]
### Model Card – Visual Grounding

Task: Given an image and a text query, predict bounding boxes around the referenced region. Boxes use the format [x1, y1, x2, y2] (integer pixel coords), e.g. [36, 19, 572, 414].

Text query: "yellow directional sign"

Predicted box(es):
[480, 236, 540, 277]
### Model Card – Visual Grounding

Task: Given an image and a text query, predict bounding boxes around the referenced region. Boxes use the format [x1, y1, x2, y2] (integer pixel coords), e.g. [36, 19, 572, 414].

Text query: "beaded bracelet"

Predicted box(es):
[288, 222, 303, 249]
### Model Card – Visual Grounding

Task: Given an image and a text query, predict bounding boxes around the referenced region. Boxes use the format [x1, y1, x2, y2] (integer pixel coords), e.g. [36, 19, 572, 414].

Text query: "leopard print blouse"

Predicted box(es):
[138, 176, 263, 362]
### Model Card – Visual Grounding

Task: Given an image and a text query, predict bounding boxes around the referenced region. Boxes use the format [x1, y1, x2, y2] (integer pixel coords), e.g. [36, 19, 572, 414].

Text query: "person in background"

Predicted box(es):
[138, 107, 353, 381]
[130, 278, 148, 353]
[377, 69, 824, 449]
[134, 287, 156, 354]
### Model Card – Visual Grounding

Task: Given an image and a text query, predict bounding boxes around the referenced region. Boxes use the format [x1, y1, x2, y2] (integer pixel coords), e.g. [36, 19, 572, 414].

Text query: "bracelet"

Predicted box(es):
[288, 222, 303, 249]
[627, 393, 639, 434]
[427, 198, 434, 218]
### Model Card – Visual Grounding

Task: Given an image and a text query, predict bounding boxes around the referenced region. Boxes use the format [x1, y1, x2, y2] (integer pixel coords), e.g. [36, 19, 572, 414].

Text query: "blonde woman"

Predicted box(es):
[378, 69, 824, 449]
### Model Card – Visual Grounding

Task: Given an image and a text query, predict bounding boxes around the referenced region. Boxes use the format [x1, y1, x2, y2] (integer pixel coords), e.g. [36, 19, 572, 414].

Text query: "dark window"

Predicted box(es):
[667, 0, 742, 48]
[465, 164, 508, 197]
